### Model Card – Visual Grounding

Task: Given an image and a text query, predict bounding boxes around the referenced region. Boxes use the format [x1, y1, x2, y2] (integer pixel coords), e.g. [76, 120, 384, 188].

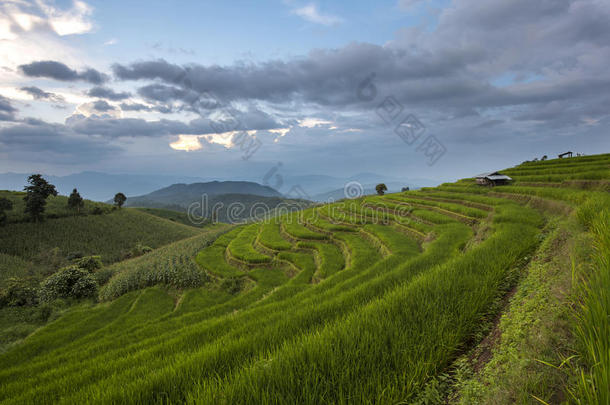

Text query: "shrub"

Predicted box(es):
[91, 206, 104, 215]
[131, 243, 153, 257]
[93, 268, 115, 286]
[0, 277, 39, 307]
[39, 266, 98, 302]
[73, 255, 103, 272]
[66, 251, 84, 261]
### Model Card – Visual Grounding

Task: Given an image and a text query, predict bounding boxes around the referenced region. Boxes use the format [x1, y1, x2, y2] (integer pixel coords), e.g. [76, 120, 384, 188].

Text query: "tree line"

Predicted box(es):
[0, 174, 127, 225]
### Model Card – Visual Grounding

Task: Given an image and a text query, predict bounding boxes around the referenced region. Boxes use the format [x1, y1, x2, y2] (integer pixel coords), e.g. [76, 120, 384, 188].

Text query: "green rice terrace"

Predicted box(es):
[1, 153, 609, 404]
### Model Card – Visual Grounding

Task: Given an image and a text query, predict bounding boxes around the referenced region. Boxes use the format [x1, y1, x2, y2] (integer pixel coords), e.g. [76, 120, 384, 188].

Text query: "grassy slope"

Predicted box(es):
[0, 195, 210, 352]
[0, 207, 199, 266]
[0, 191, 109, 224]
[134, 207, 211, 228]
[0, 154, 607, 403]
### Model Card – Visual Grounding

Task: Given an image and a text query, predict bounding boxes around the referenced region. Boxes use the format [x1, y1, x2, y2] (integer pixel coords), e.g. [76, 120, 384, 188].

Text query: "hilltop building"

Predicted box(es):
[475, 171, 512, 186]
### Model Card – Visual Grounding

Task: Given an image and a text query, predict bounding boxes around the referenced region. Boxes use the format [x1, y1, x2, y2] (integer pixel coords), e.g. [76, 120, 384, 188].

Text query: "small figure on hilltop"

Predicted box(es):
[113, 192, 127, 209]
[23, 174, 57, 222]
[376, 183, 387, 195]
[68, 188, 84, 213]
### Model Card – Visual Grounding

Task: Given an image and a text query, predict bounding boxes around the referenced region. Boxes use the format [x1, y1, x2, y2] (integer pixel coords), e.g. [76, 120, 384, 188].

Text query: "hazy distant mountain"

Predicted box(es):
[122, 181, 310, 223]
[124, 181, 282, 207]
[0, 171, 214, 201]
[0, 170, 439, 203]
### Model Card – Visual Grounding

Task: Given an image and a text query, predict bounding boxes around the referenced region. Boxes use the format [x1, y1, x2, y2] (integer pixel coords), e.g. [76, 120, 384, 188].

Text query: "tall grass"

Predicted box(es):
[1, 153, 608, 403]
[0, 209, 199, 264]
[572, 201, 610, 404]
[99, 225, 231, 300]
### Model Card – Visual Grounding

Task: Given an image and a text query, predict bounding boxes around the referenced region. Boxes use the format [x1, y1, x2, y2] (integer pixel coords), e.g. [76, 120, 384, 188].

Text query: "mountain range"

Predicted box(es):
[0, 171, 440, 202]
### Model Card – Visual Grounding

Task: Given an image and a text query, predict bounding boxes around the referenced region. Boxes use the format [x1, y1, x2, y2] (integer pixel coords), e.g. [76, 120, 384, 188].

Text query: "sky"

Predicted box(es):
[1, 0, 609, 187]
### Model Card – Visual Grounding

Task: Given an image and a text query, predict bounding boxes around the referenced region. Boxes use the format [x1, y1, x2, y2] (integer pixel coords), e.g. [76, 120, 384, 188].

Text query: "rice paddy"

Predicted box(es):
[0, 153, 609, 403]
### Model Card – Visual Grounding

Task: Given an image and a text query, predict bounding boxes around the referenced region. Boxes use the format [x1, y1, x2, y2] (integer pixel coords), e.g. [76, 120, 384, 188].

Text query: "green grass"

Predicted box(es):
[296, 241, 345, 279]
[0, 190, 110, 224]
[0, 208, 200, 265]
[282, 215, 329, 240]
[0, 154, 609, 403]
[134, 207, 211, 228]
[99, 224, 232, 301]
[0, 254, 34, 288]
[258, 222, 293, 250]
[571, 201, 610, 404]
[227, 224, 273, 264]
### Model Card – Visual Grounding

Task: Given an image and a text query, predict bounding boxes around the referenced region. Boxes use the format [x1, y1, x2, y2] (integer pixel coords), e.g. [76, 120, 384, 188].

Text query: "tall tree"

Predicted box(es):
[0, 197, 13, 226]
[23, 174, 57, 222]
[113, 192, 127, 209]
[375, 183, 388, 196]
[67, 188, 84, 213]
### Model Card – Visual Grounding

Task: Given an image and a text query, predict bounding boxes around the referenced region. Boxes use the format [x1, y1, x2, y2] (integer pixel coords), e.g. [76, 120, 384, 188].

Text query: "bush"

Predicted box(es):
[39, 266, 98, 302]
[66, 251, 84, 261]
[91, 207, 104, 215]
[0, 277, 39, 307]
[93, 268, 115, 286]
[73, 255, 103, 272]
[123, 243, 154, 260]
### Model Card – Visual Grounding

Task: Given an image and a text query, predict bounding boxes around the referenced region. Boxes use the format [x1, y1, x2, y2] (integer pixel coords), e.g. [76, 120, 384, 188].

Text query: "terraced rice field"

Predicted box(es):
[1, 154, 609, 404]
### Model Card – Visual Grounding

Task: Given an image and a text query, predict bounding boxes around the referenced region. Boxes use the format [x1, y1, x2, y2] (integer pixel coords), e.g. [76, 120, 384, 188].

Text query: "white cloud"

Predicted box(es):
[292, 4, 342, 26]
[169, 129, 260, 152]
[298, 118, 334, 128]
[103, 38, 117, 46]
[36, 0, 93, 36]
[0, 1, 97, 90]
[269, 127, 291, 143]
[170, 135, 203, 151]
[0, 1, 93, 39]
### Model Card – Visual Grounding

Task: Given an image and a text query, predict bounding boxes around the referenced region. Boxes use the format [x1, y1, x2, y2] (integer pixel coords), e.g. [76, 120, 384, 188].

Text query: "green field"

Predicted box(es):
[134, 207, 211, 228]
[0, 154, 609, 404]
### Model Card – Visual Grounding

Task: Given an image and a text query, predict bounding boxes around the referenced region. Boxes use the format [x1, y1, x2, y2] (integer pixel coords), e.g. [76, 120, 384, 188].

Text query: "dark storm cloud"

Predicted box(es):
[19, 61, 108, 84]
[0, 95, 17, 121]
[20, 86, 65, 103]
[108, 0, 610, 126]
[0, 120, 119, 163]
[92, 100, 116, 112]
[86, 86, 131, 101]
[112, 59, 185, 82]
[67, 105, 284, 138]
[5, 0, 610, 175]
[119, 102, 173, 114]
[68, 116, 190, 138]
[112, 42, 483, 108]
[136, 83, 185, 102]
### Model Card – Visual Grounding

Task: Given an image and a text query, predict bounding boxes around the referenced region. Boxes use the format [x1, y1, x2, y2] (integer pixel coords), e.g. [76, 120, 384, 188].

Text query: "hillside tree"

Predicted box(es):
[376, 183, 387, 196]
[67, 188, 85, 213]
[0, 197, 13, 226]
[114, 192, 127, 209]
[23, 174, 57, 222]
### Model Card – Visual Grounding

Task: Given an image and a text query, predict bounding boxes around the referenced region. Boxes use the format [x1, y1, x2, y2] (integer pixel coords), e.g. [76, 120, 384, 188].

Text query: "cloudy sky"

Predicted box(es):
[1, 0, 609, 186]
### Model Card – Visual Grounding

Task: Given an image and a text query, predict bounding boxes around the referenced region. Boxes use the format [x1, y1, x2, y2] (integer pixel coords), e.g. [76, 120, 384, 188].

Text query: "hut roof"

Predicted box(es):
[475, 172, 512, 181]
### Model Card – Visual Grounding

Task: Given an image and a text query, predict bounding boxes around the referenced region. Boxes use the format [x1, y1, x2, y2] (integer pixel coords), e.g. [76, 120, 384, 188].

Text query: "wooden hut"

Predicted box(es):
[475, 171, 512, 186]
